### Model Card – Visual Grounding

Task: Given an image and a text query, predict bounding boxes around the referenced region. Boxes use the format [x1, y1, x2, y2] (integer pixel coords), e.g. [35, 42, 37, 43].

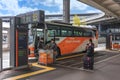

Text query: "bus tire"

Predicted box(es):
[28, 49, 30, 55]
[56, 47, 61, 58]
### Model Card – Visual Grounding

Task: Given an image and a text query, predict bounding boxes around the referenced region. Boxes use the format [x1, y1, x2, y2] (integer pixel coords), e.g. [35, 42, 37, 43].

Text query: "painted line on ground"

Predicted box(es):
[79, 53, 120, 70]
[95, 53, 120, 64]
[57, 60, 75, 64]
[4, 63, 56, 80]
[56, 51, 100, 61]
[69, 62, 83, 67]
[57, 54, 84, 61]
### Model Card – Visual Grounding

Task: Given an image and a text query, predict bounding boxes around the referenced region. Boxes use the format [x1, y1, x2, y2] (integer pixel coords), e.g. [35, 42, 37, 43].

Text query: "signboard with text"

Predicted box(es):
[17, 10, 44, 24]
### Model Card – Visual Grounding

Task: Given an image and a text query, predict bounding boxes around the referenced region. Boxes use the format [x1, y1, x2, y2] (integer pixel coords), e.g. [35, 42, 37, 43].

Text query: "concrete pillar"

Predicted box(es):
[10, 17, 20, 67]
[63, 0, 70, 23]
[7, 29, 10, 49]
[0, 19, 2, 71]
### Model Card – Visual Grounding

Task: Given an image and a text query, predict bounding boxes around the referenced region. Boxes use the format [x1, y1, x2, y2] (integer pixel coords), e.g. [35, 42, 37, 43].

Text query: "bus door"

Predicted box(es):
[46, 25, 61, 43]
[28, 23, 44, 56]
[47, 29, 56, 42]
[35, 28, 44, 48]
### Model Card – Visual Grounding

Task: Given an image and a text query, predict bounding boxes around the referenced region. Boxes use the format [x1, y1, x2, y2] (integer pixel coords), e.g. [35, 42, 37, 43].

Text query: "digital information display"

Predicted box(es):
[16, 28, 28, 67]
[18, 33, 27, 49]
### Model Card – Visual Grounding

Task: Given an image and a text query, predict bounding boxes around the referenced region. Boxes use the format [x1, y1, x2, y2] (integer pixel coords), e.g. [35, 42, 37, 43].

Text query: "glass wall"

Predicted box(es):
[99, 23, 120, 37]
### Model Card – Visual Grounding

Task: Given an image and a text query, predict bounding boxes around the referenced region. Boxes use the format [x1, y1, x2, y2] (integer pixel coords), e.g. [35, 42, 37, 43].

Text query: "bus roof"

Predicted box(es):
[45, 21, 97, 30]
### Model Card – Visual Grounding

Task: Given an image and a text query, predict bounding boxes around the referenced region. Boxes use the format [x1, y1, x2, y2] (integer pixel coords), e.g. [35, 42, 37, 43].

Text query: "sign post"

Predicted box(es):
[10, 17, 28, 69]
[10, 10, 45, 69]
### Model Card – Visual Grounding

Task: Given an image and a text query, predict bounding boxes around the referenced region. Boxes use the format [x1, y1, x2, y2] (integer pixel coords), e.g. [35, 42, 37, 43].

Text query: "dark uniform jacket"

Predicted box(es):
[86, 43, 94, 57]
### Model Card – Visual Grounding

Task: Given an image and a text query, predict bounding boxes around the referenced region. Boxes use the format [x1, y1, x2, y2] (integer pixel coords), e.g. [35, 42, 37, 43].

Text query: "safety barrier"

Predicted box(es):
[28, 47, 35, 57]
[112, 43, 120, 50]
[38, 49, 54, 65]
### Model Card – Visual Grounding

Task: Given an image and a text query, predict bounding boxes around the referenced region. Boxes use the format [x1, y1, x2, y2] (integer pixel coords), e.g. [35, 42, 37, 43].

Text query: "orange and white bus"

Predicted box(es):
[28, 21, 98, 57]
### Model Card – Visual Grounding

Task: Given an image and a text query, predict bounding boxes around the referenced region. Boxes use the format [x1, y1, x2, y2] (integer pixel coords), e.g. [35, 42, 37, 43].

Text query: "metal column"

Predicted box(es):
[0, 19, 2, 71]
[63, 0, 70, 23]
[7, 29, 10, 49]
[10, 17, 20, 68]
[106, 30, 112, 49]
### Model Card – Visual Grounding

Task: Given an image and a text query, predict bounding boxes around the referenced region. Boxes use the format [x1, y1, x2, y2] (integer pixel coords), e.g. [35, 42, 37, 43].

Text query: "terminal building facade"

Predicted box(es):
[89, 18, 120, 37]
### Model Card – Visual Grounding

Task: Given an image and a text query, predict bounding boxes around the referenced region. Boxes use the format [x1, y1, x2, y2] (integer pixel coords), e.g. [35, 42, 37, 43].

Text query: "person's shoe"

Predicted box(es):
[89, 67, 94, 70]
[80, 68, 94, 72]
[80, 67, 88, 70]
[87, 69, 94, 72]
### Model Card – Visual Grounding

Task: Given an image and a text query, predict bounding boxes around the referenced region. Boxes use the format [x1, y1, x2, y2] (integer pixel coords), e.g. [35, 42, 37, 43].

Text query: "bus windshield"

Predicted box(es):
[28, 28, 44, 45]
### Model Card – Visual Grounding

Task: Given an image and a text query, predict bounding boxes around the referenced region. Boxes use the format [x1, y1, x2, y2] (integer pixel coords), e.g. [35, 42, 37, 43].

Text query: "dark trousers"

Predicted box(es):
[89, 56, 94, 70]
[83, 56, 94, 70]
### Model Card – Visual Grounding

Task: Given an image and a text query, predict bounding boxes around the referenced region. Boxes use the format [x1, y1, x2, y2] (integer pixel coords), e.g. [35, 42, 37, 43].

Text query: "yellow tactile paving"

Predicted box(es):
[4, 63, 56, 80]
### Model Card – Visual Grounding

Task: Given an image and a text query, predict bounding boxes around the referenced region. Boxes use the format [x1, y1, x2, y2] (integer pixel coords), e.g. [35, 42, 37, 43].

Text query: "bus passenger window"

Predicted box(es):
[48, 30, 55, 37]
[68, 30, 72, 36]
[78, 31, 82, 36]
[48, 29, 60, 37]
[74, 31, 79, 36]
[74, 30, 83, 37]
[56, 30, 60, 36]
[83, 31, 92, 37]
[61, 30, 67, 36]
[92, 31, 95, 37]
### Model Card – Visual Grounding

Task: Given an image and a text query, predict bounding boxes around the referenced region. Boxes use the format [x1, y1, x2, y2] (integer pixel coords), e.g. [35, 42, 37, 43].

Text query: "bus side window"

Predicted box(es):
[48, 29, 55, 37]
[74, 30, 83, 37]
[74, 30, 79, 36]
[68, 30, 72, 36]
[61, 30, 67, 36]
[56, 29, 61, 36]
[92, 31, 95, 37]
[78, 30, 83, 36]
[48, 29, 61, 37]
[83, 30, 92, 37]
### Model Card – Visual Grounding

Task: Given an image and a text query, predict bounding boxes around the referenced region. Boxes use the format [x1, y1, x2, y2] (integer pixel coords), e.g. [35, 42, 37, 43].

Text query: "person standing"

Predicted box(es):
[84, 39, 94, 70]
[37, 38, 44, 49]
[49, 39, 57, 63]
[36, 38, 45, 58]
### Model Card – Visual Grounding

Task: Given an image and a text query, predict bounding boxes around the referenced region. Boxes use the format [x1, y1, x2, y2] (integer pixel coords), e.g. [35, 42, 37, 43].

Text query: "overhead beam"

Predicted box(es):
[78, 0, 118, 18]
[93, 0, 120, 17]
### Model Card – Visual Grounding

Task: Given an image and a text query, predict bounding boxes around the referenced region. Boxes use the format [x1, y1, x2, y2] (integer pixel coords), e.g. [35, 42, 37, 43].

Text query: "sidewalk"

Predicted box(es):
[1, 44, 120, 80]
[95, 43, 106, 51]
[24, 50, 120, 80]
[54, 53, 120, 80]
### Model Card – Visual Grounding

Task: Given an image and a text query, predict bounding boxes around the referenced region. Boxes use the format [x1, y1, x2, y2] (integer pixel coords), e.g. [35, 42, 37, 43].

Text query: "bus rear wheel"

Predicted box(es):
[56, 47, 61, 58]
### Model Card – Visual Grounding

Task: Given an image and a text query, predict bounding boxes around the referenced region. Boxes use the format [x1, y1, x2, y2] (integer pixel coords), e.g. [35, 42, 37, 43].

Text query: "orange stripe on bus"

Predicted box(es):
[58, 37, 90, 55]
